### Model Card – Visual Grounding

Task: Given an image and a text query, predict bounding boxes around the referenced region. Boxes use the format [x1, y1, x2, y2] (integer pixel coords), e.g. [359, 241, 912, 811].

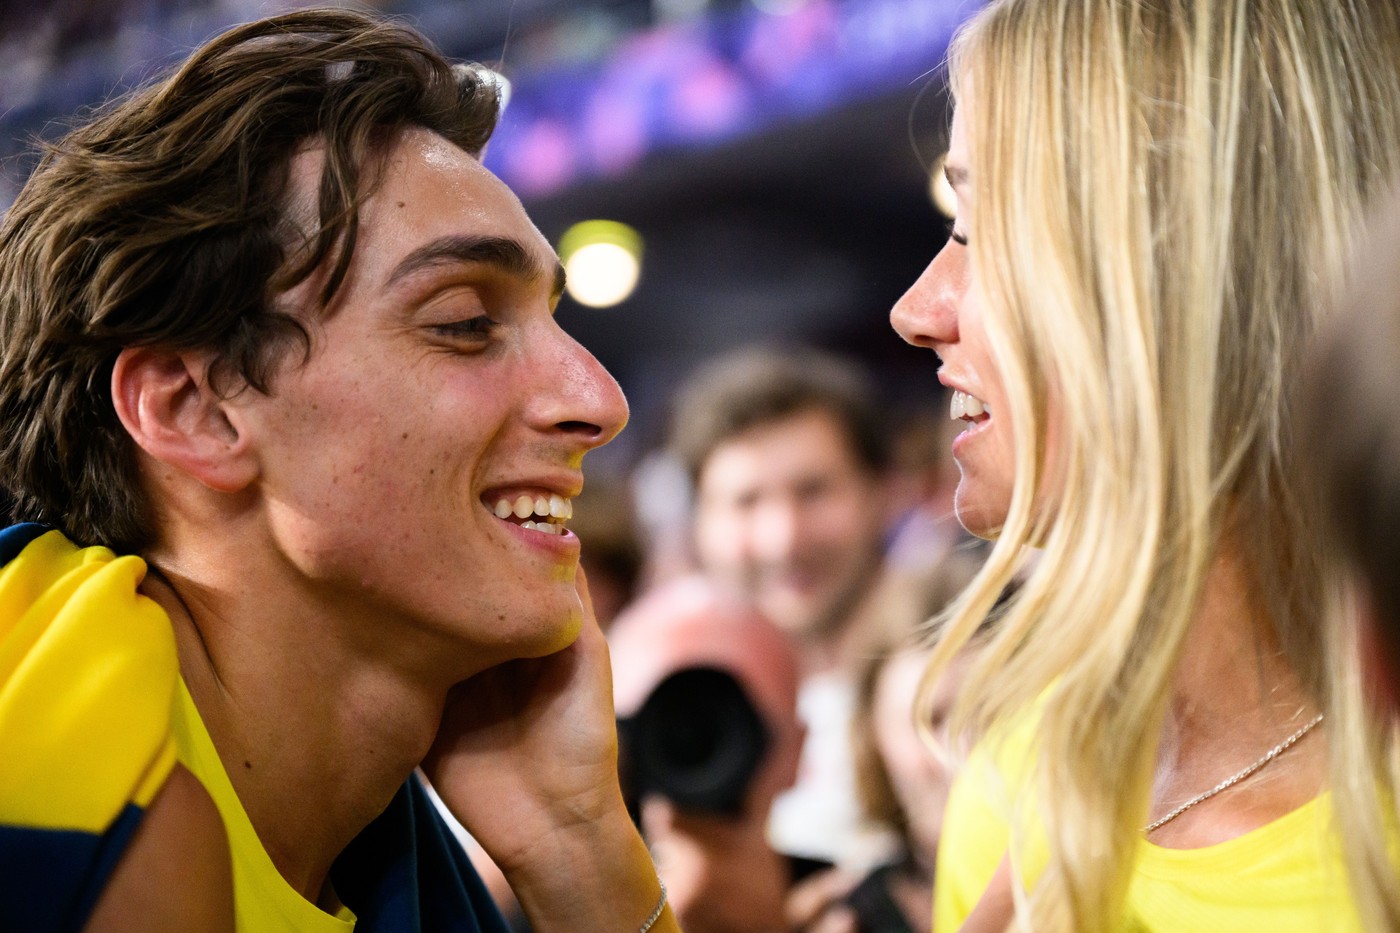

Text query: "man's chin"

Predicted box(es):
[756, 593, 827, 638]
[501, 599, 585, 660]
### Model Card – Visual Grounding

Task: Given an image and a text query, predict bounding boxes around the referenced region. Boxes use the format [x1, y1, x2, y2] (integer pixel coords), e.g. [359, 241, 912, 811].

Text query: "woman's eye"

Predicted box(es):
[432, 315, 499, 339]
[949, 227, 969, 247]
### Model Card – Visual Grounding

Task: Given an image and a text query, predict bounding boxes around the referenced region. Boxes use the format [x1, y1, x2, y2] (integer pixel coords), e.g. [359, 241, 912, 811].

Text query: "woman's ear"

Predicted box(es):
[111, 347, 258, 493]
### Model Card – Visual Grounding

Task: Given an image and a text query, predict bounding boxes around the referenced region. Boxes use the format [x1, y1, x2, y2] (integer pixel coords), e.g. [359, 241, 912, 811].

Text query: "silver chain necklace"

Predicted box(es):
[1143, 713, 1325, 834]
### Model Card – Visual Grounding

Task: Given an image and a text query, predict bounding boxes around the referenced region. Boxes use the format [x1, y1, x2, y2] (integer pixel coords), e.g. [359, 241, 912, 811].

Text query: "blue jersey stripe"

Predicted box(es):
[0, 803, 145, 933]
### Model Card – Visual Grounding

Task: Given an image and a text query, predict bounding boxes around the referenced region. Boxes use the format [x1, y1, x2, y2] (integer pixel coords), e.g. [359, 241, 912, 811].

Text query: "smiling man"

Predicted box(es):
[668, 346, 897, 871]
[0, 11, 676, 933]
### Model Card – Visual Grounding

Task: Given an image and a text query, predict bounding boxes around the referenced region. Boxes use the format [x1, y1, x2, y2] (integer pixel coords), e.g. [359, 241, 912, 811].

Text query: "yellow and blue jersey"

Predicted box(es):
[0, 523, 179, 932]
[0, 523, 510, 932]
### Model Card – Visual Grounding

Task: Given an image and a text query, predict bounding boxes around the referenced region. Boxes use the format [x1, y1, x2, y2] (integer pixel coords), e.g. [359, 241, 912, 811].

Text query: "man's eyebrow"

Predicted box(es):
[387, 234, 565, 301]
[945, 163, 969, 189]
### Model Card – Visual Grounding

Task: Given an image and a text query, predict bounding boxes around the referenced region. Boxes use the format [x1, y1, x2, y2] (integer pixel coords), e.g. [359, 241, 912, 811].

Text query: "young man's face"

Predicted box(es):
[229, 127, 628, 671]
[691, 409, 887, 643]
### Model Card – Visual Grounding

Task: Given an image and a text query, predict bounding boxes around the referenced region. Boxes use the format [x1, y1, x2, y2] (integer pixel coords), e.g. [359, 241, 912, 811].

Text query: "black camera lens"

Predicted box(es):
[619, 666, 770, 817]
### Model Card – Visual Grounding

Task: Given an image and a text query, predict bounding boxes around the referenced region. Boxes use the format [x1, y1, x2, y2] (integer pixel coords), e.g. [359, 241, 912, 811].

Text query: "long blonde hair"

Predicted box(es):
[921, 1, 1400, 929]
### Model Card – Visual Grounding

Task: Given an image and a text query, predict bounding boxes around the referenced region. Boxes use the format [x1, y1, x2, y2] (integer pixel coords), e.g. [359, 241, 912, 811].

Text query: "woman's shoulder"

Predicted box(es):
[933, 717, 1039, 933]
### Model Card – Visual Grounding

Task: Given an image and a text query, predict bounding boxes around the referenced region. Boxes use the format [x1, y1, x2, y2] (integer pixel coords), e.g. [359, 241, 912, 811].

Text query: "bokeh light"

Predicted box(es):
[560, 220, 644, 308]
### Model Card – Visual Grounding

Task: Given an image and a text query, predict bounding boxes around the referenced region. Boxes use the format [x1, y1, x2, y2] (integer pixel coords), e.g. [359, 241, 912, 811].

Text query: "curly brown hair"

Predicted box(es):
[0, 9, 500, 551]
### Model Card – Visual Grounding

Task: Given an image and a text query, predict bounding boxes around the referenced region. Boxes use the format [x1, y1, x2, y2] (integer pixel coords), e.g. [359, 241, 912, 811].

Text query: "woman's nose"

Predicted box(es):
[891, 239, 967, 350]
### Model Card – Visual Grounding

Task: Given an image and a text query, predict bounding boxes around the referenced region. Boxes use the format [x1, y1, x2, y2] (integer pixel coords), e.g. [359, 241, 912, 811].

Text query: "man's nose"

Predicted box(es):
[749, 498, 803, 563]
[534, 328, 630, 451]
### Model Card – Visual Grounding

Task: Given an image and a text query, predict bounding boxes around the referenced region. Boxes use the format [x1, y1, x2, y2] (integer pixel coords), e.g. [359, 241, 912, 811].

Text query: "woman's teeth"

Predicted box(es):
[491, 493, 573, 534]
[950, 390, 989, 420]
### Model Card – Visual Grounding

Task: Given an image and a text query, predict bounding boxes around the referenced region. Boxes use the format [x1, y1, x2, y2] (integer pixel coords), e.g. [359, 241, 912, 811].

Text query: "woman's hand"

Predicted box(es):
[422, 568, 621, 873]
[422, 570, 678, 933]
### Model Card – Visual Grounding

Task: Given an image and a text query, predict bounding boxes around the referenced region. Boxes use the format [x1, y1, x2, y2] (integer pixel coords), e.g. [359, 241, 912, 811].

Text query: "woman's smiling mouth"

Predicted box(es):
[950, 389, 990, 422]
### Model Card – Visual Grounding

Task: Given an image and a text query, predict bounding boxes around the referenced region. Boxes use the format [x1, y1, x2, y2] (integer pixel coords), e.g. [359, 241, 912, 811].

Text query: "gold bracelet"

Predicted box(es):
[638, 876, 667, 933]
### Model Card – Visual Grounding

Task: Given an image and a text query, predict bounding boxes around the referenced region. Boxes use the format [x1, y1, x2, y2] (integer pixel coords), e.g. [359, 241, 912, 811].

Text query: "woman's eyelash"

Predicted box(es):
[949, 228, 969, 246]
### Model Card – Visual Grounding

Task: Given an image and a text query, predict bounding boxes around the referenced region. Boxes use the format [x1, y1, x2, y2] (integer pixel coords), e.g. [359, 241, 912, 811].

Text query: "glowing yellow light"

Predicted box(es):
[928, 152, 957, 219]
[559, 220, 643, 308]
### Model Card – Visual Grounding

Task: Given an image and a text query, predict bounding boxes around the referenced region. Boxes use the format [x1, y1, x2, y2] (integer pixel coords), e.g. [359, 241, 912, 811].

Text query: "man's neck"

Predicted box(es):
[140, 552, 457, 908]
[798, 568, 883, 679]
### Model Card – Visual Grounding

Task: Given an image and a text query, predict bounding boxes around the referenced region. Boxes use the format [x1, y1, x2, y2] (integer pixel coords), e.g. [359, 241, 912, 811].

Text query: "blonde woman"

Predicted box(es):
[890, 1, 1400, 931]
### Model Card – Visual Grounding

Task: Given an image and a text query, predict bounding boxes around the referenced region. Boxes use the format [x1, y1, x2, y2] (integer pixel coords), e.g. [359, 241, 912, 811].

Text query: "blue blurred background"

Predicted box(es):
[0, 0, 981, 473]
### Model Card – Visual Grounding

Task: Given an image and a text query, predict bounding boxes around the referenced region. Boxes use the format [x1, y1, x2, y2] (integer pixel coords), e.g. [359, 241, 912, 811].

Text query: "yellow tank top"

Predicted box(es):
[171, 666, 358, 931]
[934, 726, 1361, 932]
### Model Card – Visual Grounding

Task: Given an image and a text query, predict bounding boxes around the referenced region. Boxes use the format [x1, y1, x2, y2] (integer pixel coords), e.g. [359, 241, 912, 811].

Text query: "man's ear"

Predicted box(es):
[111, 347, 258, 493]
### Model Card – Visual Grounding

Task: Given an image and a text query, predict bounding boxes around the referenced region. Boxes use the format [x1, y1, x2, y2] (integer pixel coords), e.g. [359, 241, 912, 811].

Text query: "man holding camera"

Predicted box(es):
[668, 346, 898, 871]
[609, 576, 806, 933]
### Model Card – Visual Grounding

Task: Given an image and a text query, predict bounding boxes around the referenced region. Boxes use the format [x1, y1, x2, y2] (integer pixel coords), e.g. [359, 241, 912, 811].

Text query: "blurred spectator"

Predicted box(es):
[1301, 191, 1400, 714]
[790, 554, 985, 933]
[668, 344, 901, 869]
[883, 396, 981, 575]
[608, 576, 807, 933]
[570, 476, 646, 631]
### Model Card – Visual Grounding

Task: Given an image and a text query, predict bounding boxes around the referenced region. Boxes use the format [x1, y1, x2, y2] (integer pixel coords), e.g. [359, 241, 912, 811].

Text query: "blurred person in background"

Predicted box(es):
[883, 396, 983, 576]
[668, 345, 902, 871]
[608, 575, 807, 933]
[890, 1, 1400, 931]
[789, 554, 986, 933]
[568, 476, 646, 632]
[0, 10, 678, 931]
[1301, 191, 1400, 719]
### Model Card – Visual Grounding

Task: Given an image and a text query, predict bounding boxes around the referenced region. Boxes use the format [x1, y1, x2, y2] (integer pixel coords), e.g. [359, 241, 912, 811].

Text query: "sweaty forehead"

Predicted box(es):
[281, 127, 553, 290]
[372, 130, 540, 238]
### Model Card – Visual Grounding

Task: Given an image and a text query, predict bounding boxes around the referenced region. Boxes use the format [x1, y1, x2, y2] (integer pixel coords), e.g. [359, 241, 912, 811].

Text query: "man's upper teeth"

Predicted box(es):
[492, 493, 573, 522]
[950, 390, 989, 420]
